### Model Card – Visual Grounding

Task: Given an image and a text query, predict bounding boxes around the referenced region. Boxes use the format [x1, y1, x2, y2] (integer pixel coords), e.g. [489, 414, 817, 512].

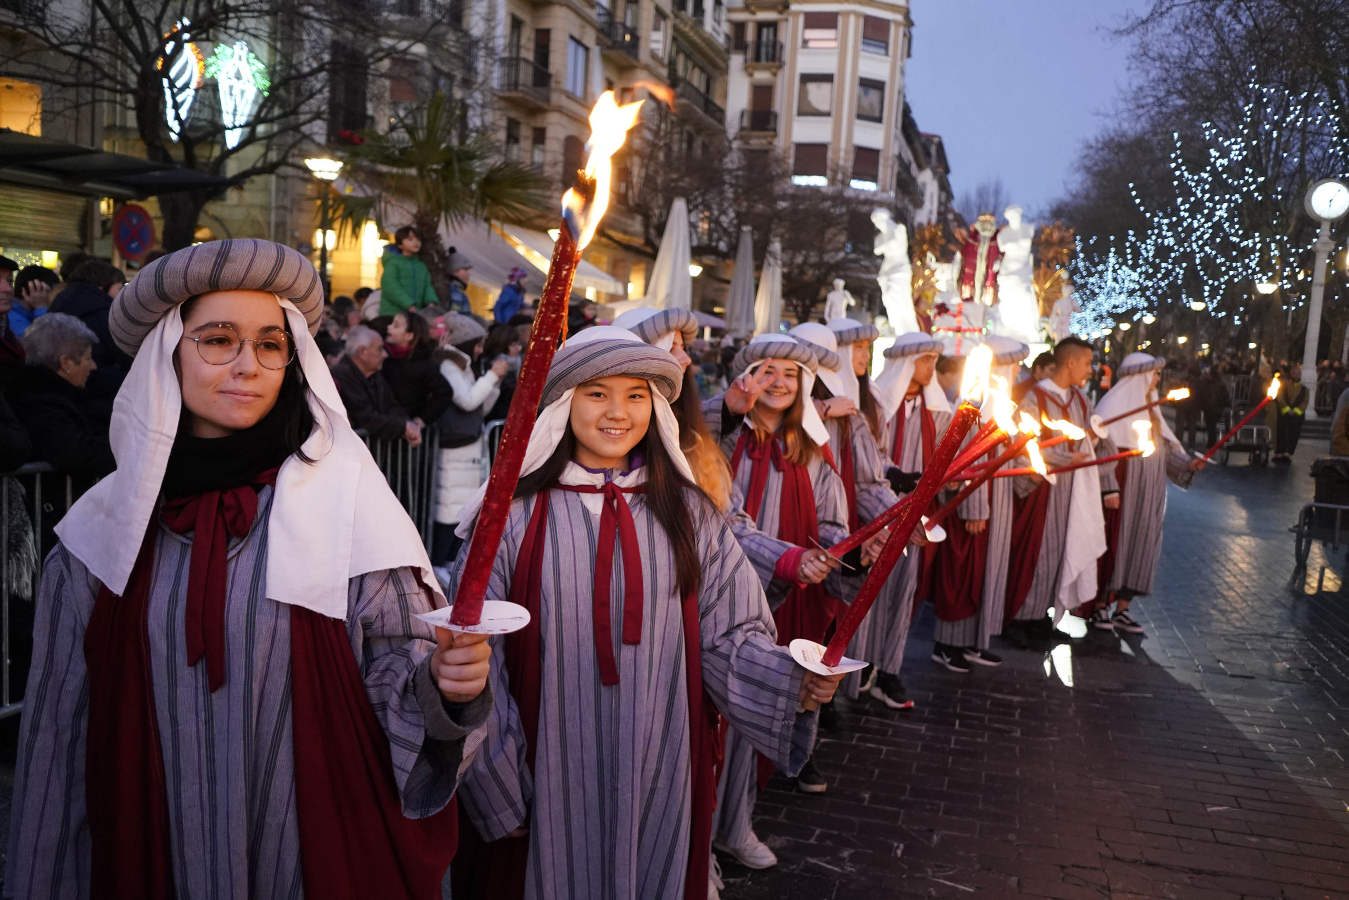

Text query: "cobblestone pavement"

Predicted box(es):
[724, 436, 1349, 900]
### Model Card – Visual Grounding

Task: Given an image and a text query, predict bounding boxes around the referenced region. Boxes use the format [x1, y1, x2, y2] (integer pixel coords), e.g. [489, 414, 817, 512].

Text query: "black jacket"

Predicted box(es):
[9, 365, 114, 479]
[51, 282, 132, 419]
[331, 357, 411, 441]
[0, 392, 31, 472]
[381, 350, 453, 424]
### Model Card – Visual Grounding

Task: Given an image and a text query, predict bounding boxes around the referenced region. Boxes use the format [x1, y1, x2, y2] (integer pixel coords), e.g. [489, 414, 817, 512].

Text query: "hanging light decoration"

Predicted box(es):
[205, 41, 270, 149]
[158, 18, 205, 141]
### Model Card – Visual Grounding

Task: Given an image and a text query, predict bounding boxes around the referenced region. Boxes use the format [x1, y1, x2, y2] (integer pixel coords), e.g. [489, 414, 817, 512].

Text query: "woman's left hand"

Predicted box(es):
[432, 628, 491, 703]
[799, 671, 844, 711]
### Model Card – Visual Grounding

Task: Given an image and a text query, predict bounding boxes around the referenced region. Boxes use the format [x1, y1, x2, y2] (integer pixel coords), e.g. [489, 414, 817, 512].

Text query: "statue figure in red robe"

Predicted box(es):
[958, 213, 1002, 306]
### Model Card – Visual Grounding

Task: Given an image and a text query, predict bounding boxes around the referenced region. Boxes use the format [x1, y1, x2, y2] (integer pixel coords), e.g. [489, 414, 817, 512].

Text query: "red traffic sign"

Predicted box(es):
[113, 204, 156, 261]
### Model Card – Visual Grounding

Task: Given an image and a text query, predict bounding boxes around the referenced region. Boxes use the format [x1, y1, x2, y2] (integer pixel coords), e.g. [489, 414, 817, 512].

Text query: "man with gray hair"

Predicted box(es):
[331, 325, 423, 445]
[11, 312, 114, 479]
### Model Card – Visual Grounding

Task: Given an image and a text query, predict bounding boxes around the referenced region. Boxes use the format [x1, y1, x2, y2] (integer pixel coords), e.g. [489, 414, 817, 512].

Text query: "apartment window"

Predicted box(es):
[327, 40, 368, 142]
[651, 12, 667, 60]
[797, 73, 832, 116]
[505, 117, 521, 162]
[857, 78, 885, 123]
[566, 38, 589, 98]
[862, 16, 890, 54]
[850, 147, 879, 191]
[732, 22, 747, 51]
[531, 126, 546, 169]
[388, 58, 419, 104]
[800, 12, 837, 49]
[535, 29, 552, 72]
[0, 79, 42, 136]
[792, 143, 828, 186]
[508, 15, 523, 56]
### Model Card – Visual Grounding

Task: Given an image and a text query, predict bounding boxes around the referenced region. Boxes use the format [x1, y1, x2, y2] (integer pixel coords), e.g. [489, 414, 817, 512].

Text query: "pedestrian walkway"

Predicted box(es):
[727, 438, 1349, 899]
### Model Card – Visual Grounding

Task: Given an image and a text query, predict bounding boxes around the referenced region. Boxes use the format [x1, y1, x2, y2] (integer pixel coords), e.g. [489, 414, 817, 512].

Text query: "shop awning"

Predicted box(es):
[494, 224, 627, 296]
[441, 221, 626, 298]
[0, 129, 230, 198]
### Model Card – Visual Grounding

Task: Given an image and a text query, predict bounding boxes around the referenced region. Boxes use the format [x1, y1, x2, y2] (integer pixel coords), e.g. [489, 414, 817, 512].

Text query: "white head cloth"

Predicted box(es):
[737, 334, 830, 447]
[454, 326, 694, 537]
[56, 299, 439, 620]
[872, 332, 949, 424]
[1095, 352, 1180, 451]
[788, 322, 852, 402]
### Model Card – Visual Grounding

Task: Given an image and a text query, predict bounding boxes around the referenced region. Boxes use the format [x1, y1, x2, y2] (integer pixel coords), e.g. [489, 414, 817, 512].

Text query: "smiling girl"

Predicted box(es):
[451, 327, 839, 900]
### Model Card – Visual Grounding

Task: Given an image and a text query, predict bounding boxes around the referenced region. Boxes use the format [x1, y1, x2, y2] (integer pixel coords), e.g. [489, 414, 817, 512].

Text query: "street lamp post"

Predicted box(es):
[304, 156, 343, 299]
[1299, 178, 1349, 417]
[1254, 280, 1278, 378]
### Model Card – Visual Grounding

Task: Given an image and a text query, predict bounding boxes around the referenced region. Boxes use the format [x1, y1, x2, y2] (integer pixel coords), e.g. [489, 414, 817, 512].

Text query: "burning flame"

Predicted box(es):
[985, 374, 1018, 433]
[1133, 420, 1156, 457]
[1166, 387, 1190, 402]
[1026, 439, 1048, 476]
[959, 344, 993, 404]
[1043, 417, 1087, 441]
[561, 91, 644, 249]
[1017, 411, 1041, 435]
[1266, 374, 1281, 400]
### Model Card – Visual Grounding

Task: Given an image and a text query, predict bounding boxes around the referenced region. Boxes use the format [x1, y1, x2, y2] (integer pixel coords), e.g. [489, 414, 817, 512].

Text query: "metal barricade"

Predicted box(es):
[359, 429, 441, 551]
[0, 463, 76, 720]
[484, 419, 506, 470]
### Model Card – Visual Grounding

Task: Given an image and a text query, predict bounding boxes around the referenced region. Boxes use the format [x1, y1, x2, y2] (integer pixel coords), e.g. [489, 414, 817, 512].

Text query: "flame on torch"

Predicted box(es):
[1133, 420, 1156, 457]
[561, 91, 644, 249]
[986, 374, 1018, 433]
[1166, 387, 1190, 402]
[1266, 374, 1281, 400]
[1044, 417, 1087, 441]
[1026, 439, 1049, 476]
[1017, 411, 1041, 435]
[959, 344, 994, 404]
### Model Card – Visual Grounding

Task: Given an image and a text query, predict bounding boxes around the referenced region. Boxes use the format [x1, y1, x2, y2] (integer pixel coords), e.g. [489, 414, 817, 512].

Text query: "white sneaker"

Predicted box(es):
[714, 834, 778, 869]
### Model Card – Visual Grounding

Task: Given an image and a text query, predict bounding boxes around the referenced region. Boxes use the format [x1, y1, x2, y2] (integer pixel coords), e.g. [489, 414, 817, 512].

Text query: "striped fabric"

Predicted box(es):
[790, 336, 842, 373]
[625, 308, 697, 345]
[729, 338, 817, 380]
[110, 239, 324, 355]
[6, 488, 484, 898]
[541, 337, 683, 406]
[883, 334, 943, 360]
[828, 319, 879, 347]
[455, 484, 816, 899]
[1107, 444, 1192, 595]
[1013, 384, 1120, 621]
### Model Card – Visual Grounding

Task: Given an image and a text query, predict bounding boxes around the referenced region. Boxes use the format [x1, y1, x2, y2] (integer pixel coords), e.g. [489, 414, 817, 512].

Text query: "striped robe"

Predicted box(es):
[456, 475, 816, 900]
[1013, 383, 1119, 621]
[702, 396, 847, 852]
[867, 395, 952, 674]
[6, 487, 483, 899]
[930, 432, 995, 649]
[1106, 440, 1193, 596]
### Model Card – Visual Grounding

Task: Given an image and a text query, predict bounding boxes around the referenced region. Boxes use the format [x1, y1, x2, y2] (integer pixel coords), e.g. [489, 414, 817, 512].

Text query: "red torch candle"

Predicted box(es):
[1199, 376, 1280, 464]
[450, 92, 644, 627]
[990, 447, 1146, 479]
[931, 429, 1038, 526]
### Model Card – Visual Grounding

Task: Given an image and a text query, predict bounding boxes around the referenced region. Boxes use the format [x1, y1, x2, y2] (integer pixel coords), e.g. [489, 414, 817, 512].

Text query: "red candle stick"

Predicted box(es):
[822, 399, 983, 665]
[946, 424, 1011, 477]
[1199, 376, 1280, 463]
[450, 92, 643, 627]
[931, 430, 1038, 525]
[1095, 388, 1190, 428]
[987, 447, 1145, 480]
[828, 495, 910, 559]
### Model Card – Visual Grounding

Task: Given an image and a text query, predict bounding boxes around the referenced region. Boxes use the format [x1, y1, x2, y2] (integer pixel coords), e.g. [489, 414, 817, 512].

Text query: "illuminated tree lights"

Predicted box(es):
[1073, 79, 1349, 338]
[205, 41, 271, 149]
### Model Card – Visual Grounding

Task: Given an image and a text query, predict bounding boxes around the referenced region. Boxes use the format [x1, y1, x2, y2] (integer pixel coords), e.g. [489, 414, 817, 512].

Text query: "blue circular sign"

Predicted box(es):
[113, 204, 156, 260]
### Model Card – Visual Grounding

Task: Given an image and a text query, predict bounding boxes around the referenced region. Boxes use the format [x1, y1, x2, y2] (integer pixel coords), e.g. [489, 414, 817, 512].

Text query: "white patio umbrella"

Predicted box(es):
[753, 238, 783, 335]
[725, 225, 757, 337]
[645, 197, 692, 310]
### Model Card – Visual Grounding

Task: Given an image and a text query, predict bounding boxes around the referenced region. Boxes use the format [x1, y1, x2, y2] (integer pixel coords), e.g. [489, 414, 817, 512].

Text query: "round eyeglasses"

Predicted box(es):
[181, 324, 295, 370]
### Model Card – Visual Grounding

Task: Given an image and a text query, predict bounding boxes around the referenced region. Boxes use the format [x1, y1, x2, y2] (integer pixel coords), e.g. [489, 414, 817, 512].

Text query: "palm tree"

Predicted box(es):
[329, 91, 550, 303]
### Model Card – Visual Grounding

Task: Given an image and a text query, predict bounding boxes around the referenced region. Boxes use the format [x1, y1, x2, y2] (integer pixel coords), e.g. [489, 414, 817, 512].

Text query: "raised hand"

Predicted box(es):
[725, 367, 774, 414]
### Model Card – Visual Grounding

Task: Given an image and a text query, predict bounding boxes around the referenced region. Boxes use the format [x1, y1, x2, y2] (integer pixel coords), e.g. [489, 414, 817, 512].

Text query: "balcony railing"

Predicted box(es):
[673, 77, 725, 126]
[739, 109, 778, 133]
[746, 39, 783, 65]
[498, 56, 551, 105]
[596, 7, 640, 59]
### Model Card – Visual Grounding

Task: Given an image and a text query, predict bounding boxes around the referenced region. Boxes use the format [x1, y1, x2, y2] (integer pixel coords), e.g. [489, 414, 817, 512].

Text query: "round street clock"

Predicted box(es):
[1305, 178, 1349, 221]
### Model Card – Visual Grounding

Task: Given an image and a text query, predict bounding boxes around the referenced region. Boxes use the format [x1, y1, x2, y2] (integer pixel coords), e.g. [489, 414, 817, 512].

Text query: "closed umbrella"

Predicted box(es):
[645, 197, 692, 310]
[753, 238, 783, 335]
[726, 225, 756, 337]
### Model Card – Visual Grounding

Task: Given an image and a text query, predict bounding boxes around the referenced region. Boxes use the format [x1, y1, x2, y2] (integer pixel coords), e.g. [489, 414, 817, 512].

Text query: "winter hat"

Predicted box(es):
[446, 246, 473, 271]
[613, 305, 698, 351]
[731, 334, 828, 446]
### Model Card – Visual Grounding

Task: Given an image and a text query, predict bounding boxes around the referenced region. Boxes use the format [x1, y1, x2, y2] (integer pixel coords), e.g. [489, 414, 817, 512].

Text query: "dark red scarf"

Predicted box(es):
[930, 449, 990, 624]
[730, 430, 838, 643]
[456, 487, 718, 900]
[84, 471, 457, 899]
[891, 393, 936, 468]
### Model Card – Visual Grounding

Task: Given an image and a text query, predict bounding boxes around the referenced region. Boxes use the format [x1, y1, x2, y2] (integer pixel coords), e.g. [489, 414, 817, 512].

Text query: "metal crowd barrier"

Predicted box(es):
[1315, 380, 1338, 416]
[484, 419, 506, 470]
[359, 428, 441, 552]
[0, 464, 75, 721]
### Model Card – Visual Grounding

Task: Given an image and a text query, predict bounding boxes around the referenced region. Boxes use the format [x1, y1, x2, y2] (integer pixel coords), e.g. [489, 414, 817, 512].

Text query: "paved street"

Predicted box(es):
[725, 433, 1349, 899]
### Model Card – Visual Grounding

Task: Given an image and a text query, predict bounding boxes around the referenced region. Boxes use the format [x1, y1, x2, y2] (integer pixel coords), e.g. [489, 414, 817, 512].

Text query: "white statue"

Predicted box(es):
[824, 278, 855, 321]
[872, 209, 920, 334]
[1048, 276, 1080, 342]
[990, 205, 1040, 345]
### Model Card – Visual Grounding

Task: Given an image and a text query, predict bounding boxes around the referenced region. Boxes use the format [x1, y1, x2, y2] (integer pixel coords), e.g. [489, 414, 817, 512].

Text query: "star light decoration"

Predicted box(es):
[205, 41, 271, 149]
[158, 18, 205, 141]
[1072, 78, 1349, 338]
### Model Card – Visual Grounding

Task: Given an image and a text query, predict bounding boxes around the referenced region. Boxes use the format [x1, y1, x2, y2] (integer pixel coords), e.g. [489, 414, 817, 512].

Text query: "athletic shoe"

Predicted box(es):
[710, 855, 724, 895]
[1111, 610, 1146, 635]
[931, 643, 972, 672]
[796, 758, 828, 794]
[1090, 608, 1116, 631]
[858, 664, 876, 693]
[714, 834, 778, 869]
[869, 672, 915, 709]
[962, 647, 1003, 666]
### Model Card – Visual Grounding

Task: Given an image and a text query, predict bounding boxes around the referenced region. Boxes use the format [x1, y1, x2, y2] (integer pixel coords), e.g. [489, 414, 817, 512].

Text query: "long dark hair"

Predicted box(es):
[399, 310, 433, 360]
[514, 419, 708, 599]
[673, 367, 731, 511]
[857, 371, 882, 440]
